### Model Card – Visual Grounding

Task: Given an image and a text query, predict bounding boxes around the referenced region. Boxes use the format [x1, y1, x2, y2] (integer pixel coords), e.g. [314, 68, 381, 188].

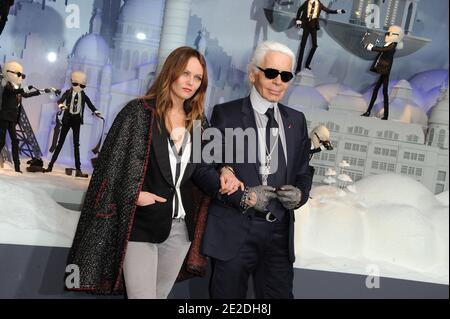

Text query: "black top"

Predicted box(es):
[129, 119, 219, 244]
[296, 0, 339, 30]
[370, 42, 397, 76]
[0, 82, 40, 122]
[57, 89, 97, 125]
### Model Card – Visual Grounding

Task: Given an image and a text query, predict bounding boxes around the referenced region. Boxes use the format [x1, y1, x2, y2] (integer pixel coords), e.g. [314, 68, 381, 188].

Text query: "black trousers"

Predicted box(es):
[209, 215, 293, 299]
[0, 18, 7, 35]
[296, 27, 318, 72]
[50, 115, 82, 169]
[0, 120, 20, 170]
[367, 74, 390, 118]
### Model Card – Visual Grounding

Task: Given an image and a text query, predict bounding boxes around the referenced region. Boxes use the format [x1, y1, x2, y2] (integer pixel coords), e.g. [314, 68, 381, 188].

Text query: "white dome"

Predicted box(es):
[119, 0, 165, 26]
[429, 87, 449, 126]
[287, 86, 328, 111]
[409, 69, 449, 94]
[316, 83, 351, 103]
[73, 34, 110, 65]
[329, 89, 367, 113]
[374, 98, 428, 126]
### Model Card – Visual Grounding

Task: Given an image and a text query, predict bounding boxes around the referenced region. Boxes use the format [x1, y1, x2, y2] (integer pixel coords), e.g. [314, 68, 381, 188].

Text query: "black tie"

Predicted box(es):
[309, 1, 315, 20]
[264, 107, 288, 220]
[73, 94, 79, 113]
[265, 107, 278, 151]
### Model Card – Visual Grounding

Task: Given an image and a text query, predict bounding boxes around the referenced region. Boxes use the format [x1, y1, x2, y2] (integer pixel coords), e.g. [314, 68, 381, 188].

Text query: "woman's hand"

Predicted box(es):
[137, 192, 167, 206]
[219, 166, 245, 195]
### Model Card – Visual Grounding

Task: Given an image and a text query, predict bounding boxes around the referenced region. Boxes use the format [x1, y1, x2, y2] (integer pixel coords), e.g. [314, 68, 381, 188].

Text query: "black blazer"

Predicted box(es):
[201, 97, 312, 263]
[130, 116, 220, 244]
[370, 42, 397, 76]
[296, 0, 338, 30]
[57, 89, 97, 125]
[0, 82, 40, 122]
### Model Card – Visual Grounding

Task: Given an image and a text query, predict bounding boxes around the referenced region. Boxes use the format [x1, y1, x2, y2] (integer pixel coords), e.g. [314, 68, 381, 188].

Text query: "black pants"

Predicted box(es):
[0, 120, 20, 170]
[296, 27, 318, 72]
[367, 74, 390, 118]
[209, 215, 293, 299]
[0, 18, 7, 35]
[49, 115, 82, 170]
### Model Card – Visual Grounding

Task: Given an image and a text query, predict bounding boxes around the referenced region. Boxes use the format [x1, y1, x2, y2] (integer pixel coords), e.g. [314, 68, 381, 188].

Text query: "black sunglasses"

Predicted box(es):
[72, 82, 86, 89]
[257, 66, 294, 83]
[7, 70, 26, 79]
[314, 132, 334, 150]
[385, 32, 399, 36]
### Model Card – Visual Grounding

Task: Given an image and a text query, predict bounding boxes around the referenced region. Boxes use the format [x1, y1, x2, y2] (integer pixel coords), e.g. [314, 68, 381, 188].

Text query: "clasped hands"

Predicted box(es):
[243, 185, 302, 212]
[137, 166, 244, 207]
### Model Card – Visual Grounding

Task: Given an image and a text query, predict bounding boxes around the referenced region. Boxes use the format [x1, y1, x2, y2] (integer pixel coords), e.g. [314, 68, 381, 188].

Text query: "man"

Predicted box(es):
[361, 25, 404, 120]
[201, 41, 313, 299]
[0, 0, 14, 36]
[295, 0, 345, 73]
[44, 71, 101, 177]
[0, 61, 45, 173]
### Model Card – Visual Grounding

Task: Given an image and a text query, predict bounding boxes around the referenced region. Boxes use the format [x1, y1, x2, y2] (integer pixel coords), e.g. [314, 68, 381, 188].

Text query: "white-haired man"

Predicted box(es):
[201, 41, 313, 299]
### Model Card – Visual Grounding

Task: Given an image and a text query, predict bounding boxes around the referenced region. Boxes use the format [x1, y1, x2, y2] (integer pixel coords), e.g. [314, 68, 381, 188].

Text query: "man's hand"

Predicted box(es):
[58, 104, 66, 110]
[276, 185, 302, 210]
[245, 186, 278, 212]
[366, 43, 374, 51]
[94, 110, 102, 117]
[338, 9, 346, 14]
[137, 192, 167, 207]
[219, 166, 245, 195]
[295, 20, 302, 28]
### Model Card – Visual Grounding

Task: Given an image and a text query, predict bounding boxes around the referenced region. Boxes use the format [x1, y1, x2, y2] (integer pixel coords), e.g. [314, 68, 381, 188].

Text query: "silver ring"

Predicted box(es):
[266, 212, 277, 223]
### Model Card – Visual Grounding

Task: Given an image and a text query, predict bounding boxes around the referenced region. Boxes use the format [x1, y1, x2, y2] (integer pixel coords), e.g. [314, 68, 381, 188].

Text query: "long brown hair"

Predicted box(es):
[143, 46, 209, 133]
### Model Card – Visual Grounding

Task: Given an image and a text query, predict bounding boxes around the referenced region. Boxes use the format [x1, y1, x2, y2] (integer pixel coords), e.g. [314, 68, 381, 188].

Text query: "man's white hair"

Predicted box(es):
[249, 41, 295, 73]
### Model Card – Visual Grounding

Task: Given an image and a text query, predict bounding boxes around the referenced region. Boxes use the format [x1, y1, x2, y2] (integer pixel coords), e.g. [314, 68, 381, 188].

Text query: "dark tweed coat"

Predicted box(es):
[66, 99, 208, 294]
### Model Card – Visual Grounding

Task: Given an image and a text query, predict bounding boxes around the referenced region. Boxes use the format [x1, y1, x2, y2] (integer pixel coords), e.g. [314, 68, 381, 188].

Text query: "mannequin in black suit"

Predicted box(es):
[44, 71, 101, 177]
[362, 25, 404, 120]
[0, 61, 46, 173]
[0, 0, 14, 36]
[295, 0, 345, 73]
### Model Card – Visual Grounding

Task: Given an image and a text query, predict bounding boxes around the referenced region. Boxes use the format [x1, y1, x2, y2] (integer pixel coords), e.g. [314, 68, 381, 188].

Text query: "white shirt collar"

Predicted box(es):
[250, 86, 277, 115]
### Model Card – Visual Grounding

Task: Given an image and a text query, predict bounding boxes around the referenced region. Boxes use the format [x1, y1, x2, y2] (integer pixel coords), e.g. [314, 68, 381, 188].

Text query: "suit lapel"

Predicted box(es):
[151, 116, 175, 187]
[241, 97, 262, 184]
[279, 104, 297, 185]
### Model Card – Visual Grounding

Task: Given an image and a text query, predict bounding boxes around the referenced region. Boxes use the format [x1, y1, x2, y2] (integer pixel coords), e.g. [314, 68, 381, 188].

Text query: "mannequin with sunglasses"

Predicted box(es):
[309, 124, 333, 158]
[294, 0, 345, 74]
[362, 25, 404, 120]
[44, 71, 101, 177]
[0, 61, 46, 173]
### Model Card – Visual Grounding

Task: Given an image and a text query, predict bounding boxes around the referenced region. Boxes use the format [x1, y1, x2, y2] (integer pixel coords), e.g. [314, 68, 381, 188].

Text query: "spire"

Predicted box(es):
[91, 8, 103, 35]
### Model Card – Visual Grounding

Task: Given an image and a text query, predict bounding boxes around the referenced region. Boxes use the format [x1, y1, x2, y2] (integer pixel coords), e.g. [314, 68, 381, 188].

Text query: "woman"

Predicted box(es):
[66, 47, 243, 298]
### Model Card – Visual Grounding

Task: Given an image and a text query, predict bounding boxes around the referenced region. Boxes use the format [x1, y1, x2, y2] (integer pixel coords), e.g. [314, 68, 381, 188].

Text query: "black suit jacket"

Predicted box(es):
[296, 0, 338, 30]
[0, 82, 40, 122]
[130, 115, 221, 244]
[201, 97, 312, 263]
[370, 42, 397, 76]
[58, 89, 97, 125]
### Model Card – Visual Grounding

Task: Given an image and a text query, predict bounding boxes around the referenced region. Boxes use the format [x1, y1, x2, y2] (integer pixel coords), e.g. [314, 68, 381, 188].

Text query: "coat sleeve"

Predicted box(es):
[296, 2, 306, 20]
[372, 43, 396, 53]
[57, 90, 69, 105]
[320, 2, 338, 14]
[294, 112, 313, 207]
[84, 93, 97, 113]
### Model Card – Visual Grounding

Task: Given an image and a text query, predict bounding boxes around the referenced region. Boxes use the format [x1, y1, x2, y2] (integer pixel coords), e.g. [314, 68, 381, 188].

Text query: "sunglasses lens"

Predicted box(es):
[72, 83, 79, 87]
[80, 85, 86, 89]
[264, 68, 279, 80]
[281, 72, 294, 82]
